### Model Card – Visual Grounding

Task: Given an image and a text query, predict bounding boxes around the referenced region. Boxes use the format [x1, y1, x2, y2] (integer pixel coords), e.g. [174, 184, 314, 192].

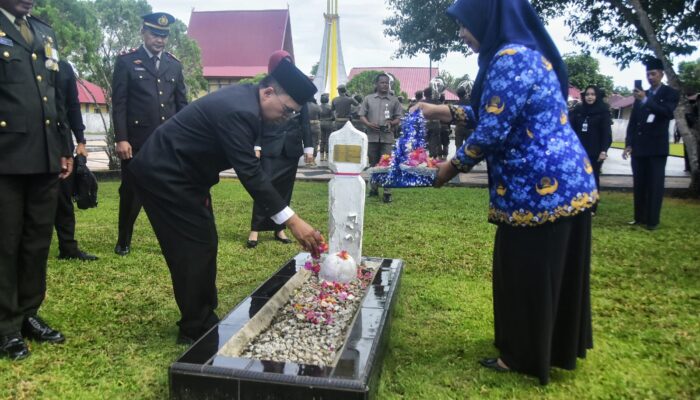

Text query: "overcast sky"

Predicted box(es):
[149, 0, 699, 90]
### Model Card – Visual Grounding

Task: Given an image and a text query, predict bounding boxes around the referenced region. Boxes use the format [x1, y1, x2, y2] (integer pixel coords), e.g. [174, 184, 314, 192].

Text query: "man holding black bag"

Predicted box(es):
[54, 60, 98, 261]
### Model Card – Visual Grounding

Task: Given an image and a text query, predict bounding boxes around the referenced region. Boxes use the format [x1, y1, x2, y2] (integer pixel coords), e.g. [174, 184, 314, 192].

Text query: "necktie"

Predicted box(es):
[15, 18, 33, 45]
[152, 55, 159, 71]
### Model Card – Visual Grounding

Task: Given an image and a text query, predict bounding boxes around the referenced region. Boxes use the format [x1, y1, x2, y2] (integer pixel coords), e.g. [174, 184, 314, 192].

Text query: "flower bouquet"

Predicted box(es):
[369, 110, 440, 188]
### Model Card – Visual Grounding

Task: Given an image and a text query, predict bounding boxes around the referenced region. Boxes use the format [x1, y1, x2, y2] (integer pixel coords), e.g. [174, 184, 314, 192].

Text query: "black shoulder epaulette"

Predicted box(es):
[165, 51, 181, 63]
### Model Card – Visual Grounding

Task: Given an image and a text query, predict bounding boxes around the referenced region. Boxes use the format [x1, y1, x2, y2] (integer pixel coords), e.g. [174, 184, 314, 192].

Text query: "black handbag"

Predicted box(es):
[72, 154, 98, 209]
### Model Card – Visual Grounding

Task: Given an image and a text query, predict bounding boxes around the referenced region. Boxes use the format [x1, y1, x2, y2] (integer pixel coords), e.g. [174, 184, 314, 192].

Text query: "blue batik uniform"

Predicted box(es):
[450, 44, 598, 227]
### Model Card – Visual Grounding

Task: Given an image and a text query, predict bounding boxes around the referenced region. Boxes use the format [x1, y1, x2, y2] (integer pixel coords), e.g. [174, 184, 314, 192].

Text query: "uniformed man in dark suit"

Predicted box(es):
[127, 58, 324, 344]
[54, 60, 97, 261]
[0, 0, 72, 360]
[623, 57, 680, 230]
[331, 84, 357, 131]
[111, 12, 187, 256]
[318, 93, 334, 161]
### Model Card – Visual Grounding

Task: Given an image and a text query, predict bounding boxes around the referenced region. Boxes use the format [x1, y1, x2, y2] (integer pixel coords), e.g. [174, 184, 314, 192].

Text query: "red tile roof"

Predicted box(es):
[348, 67, 459, 101]
[76, 79, 106, 105]
[568, 85, 581, 100]
[187, 9, 294, 79]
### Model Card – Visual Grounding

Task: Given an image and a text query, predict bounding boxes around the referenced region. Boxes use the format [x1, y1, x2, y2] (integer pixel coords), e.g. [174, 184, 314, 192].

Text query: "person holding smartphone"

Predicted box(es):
[623, 57, 680, 230]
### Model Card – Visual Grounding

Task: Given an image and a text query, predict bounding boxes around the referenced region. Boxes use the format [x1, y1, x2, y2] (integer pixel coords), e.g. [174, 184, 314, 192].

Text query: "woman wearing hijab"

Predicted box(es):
[412, 0, 598, 385]
[570, 85, 613, 214]
[246, 51, 314, 248]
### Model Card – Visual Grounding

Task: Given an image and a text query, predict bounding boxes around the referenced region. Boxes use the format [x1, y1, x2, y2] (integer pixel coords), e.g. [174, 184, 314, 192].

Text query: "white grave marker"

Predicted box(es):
[327, 122, 368, 263]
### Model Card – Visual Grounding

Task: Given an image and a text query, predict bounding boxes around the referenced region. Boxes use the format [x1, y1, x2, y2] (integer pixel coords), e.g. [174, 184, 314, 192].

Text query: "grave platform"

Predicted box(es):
[170, 253, 403, 400]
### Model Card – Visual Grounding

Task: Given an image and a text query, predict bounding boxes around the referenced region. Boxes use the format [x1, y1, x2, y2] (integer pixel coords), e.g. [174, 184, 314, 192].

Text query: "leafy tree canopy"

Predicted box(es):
[563, 53, 614, 95]
[383, 0, 466, 61]
[531, 0, 699, 69]
[678, 58, 700, 94]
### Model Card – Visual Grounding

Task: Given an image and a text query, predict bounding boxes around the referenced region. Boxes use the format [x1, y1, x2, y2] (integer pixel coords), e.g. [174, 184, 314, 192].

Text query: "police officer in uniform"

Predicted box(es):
[331, 84, 357, 132]
[0, 0, 72, 360]
[112, 12, 187, 256]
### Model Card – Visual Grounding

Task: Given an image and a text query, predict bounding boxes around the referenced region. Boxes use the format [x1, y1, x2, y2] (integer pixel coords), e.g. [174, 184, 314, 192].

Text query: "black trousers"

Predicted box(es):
[117, 157, 142, 247]
[492, 211, 592, 385]
[368, 142, 393, 194]
[454, 126, 473, 150]
[310, 121, 321, 157]
[426, 121, 441, 158]
[320, 121, 334, 155]
[128, 169, 220, 338]
[250, 155, 298, 232]
[54, 172, 79, 255]
[590, 159, 603, 213]
[631, 156, 667, 226]
[0, 174, 59, 335]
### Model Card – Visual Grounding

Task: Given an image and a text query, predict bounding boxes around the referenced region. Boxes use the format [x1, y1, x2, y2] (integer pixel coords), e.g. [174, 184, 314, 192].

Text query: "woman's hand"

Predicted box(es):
[409, 102, 452, 123]
[434, 160, 460, 188]
[597, 151, 607, 162]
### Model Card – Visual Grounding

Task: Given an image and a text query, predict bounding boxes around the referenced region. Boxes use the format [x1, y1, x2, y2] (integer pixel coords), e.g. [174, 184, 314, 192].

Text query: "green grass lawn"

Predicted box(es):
[611, 141, 686, 157]
[1, 180, 699, 399]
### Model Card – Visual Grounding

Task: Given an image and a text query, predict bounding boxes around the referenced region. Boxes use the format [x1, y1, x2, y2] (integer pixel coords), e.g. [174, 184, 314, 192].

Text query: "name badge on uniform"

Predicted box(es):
[646, 114, 655, 123]
[134, 67, 145, 71]
[0, 37, 12, 46]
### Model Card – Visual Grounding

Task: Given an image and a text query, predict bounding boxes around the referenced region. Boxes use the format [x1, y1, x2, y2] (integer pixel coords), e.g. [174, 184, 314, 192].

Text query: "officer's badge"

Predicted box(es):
[0, 30, 6, 37]
[133, 59, 142, 64]
[158, 15, 168, 26]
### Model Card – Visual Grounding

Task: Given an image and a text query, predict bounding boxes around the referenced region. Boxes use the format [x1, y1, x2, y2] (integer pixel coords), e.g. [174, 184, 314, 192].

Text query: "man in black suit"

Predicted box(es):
[623, 57, 680, 230]
[54, 60, 98, 261]
[0, 0, 72, 360]
[127, 58, 324, 344]
[111, 12, 187, 256]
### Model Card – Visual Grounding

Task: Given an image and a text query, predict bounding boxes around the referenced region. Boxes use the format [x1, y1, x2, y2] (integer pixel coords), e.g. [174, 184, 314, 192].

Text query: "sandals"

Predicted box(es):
[479, 358, 510, 372]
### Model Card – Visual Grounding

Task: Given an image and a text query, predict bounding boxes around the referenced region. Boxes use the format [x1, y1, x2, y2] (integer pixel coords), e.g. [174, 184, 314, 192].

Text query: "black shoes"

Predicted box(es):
[646, 224, 659, 231]
[479, 358, 510, 372]
[368, 189, 379, 197]
[114, 244, 130, 256]
[176, 331, 196, 345]
[58, 250, 98, 261]
[0, 334, 29, 360]
[246, 240, 258, 248]
[383, 193, 393, 203]
[274, 234, 293, 244]
[22, 316, 65, 344]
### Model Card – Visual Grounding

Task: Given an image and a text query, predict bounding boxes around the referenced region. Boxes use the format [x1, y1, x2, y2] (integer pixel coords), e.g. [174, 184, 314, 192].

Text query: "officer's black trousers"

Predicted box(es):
[54, 172, 79, 255]
[631, 156, 667, 227]
[128, 169, 220, 339]
[117, 158, 143, 247]
[0, 174, 58, 335]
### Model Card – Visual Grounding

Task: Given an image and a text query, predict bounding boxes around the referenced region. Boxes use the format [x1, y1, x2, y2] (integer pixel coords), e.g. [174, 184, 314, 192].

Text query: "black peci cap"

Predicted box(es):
[142, 12, 175, 37]
[270, 58, 318, 105]
[644, 57, 664, 72]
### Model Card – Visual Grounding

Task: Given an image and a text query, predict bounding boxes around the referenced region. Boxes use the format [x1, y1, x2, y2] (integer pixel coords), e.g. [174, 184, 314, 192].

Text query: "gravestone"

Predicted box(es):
[327, 122, 368, 263]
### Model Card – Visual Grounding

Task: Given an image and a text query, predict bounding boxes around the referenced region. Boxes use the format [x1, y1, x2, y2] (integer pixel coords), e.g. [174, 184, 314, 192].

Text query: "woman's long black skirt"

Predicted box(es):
[492, 211, 593, 385]
[250, 155, 299, 232]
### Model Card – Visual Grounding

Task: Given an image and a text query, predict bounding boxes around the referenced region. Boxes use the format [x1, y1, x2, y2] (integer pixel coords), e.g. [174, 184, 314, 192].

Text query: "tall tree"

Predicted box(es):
[530, 0, 700, 193]
[346, 71, 408, 99]
[384, 0, 467, 61]
[563, 53, 614, 95]
[437, 70, 472, 96]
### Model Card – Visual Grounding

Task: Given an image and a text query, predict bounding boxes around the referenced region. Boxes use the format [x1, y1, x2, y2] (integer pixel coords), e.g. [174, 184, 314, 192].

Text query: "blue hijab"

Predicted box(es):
[447, 0, 568, 114]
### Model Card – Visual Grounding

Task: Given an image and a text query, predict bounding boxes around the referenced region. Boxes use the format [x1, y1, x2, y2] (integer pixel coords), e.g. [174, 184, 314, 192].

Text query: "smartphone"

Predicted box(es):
[634, 79, 643, 90]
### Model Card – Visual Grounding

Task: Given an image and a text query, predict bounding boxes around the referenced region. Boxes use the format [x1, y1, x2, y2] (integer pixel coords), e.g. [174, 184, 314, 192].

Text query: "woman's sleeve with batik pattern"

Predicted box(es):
[451, 49, 533, 172]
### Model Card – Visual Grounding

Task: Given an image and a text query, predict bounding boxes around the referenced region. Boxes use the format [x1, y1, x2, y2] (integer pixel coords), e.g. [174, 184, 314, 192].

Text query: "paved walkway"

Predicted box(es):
[85, 135, 691, 190]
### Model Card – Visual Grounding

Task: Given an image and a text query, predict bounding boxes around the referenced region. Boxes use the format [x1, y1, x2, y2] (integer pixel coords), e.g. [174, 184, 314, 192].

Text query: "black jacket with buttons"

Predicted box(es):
[0, 13, 70, 174]
[625, 84, 680, 157]
[111, 46, 187, 150]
